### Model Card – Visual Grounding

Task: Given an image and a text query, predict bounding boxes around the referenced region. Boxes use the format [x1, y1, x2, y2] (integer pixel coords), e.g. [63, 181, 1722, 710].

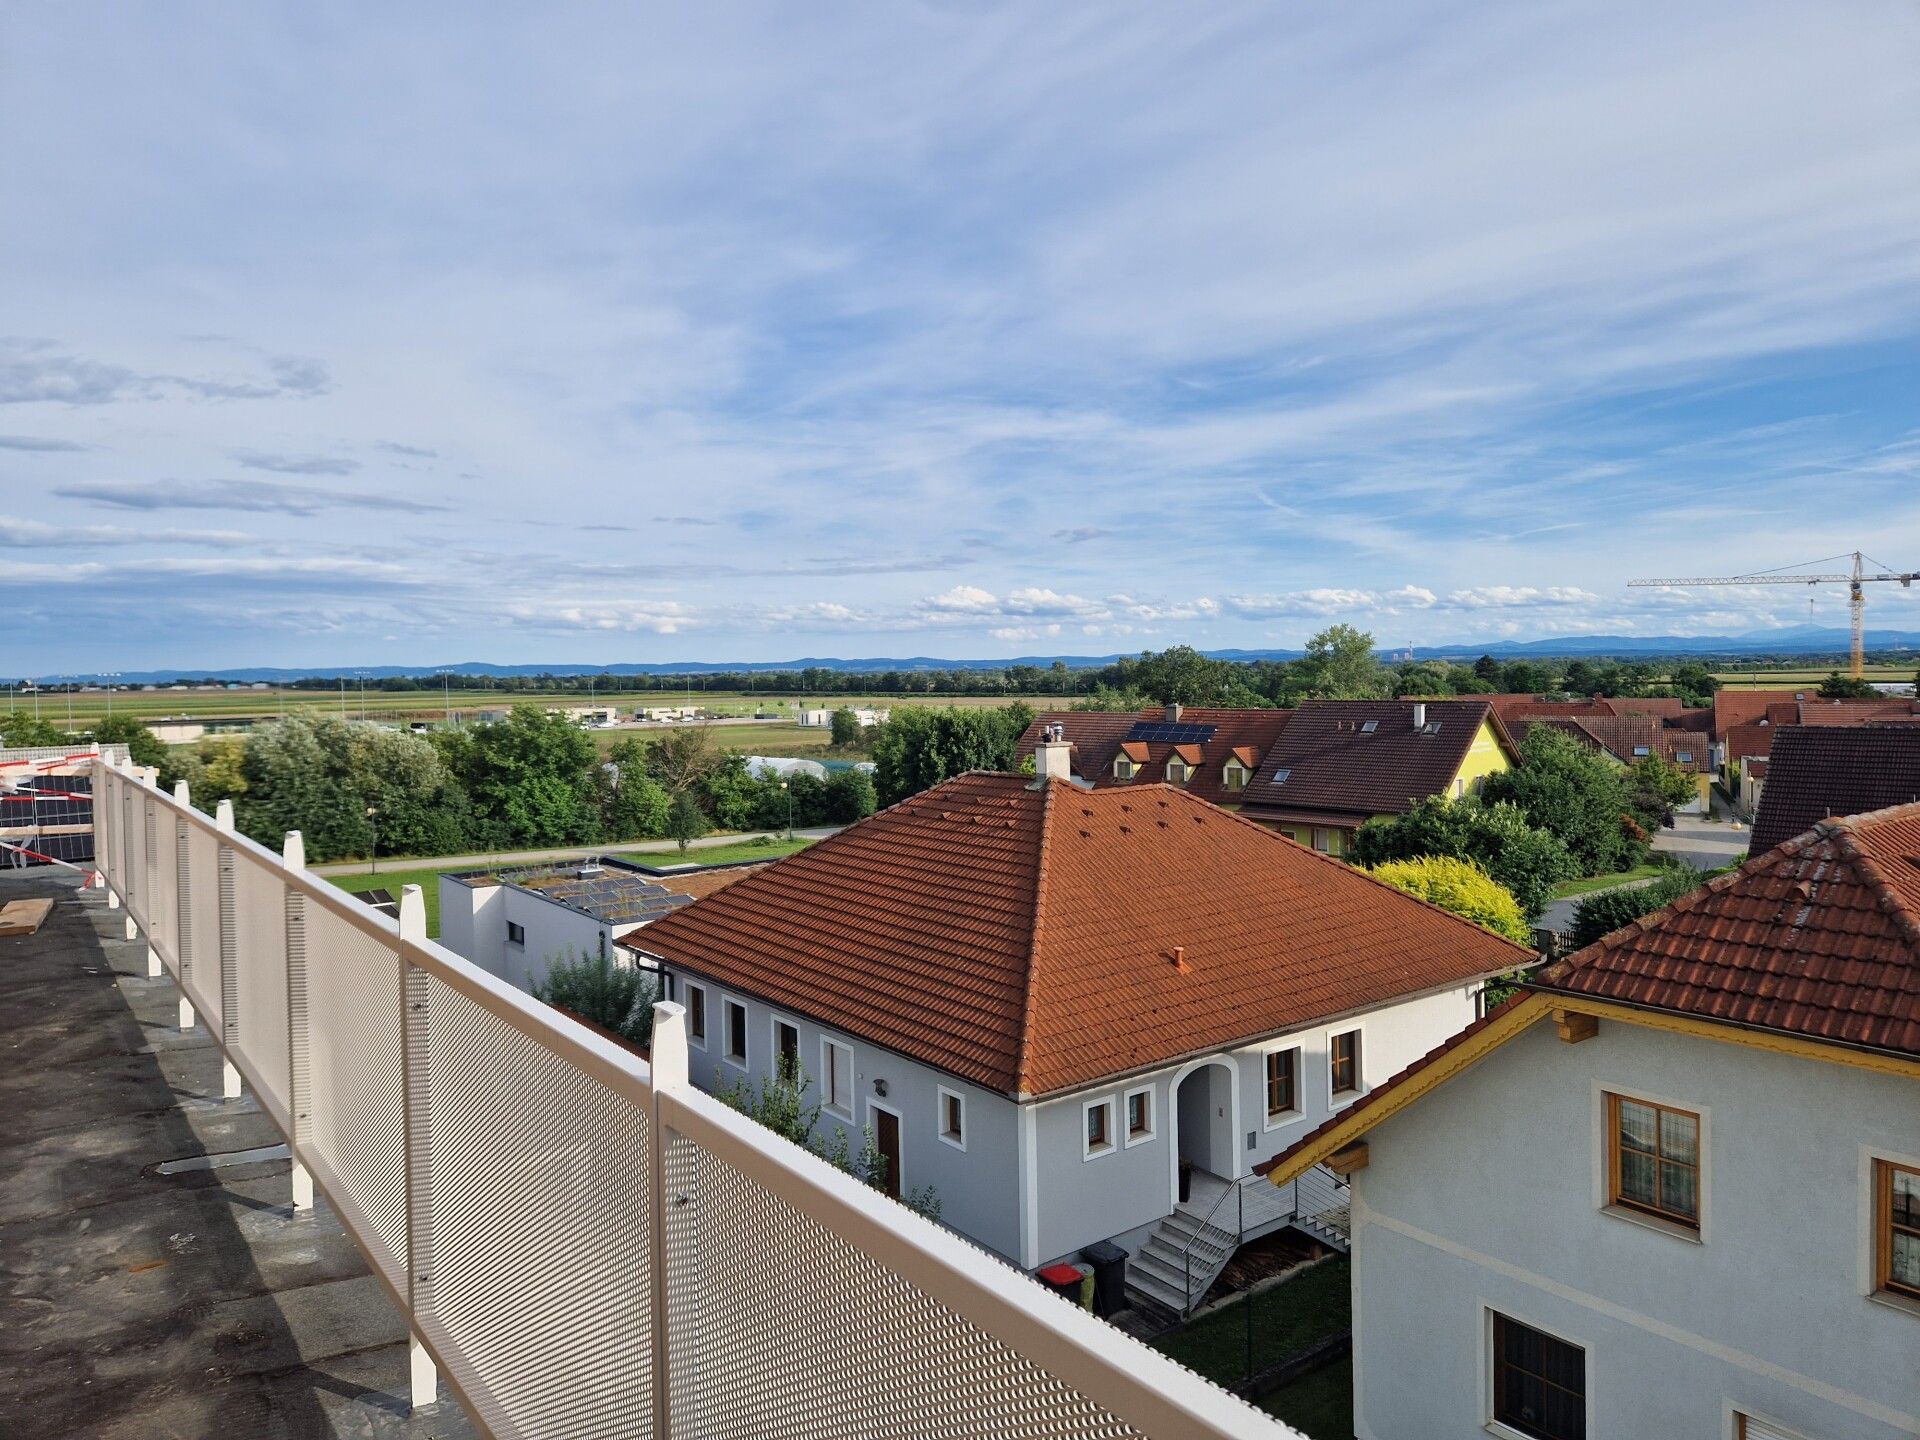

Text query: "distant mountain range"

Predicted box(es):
[15, 626, 1920, 685]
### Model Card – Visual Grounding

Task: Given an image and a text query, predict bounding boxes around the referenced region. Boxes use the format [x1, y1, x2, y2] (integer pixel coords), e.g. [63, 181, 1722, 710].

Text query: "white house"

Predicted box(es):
[1260, 802, 1920, 1440]
[631, 739, 1529, 1316]
[794, 705, 890, 728]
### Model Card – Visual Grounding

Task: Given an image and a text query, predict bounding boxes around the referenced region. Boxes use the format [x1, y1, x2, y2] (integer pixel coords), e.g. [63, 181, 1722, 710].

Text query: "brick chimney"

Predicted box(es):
[1033, 723, 1072, 784]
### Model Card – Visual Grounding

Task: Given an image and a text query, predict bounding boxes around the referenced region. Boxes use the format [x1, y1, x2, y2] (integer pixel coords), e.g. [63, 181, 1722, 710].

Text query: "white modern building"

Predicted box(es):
[1261, 802, 1920, 1440]
[795, 705, 889, 728]
[633, 740, 1529, 1316]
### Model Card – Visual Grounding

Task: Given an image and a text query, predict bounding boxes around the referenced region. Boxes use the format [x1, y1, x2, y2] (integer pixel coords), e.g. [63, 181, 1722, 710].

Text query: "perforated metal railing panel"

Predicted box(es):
[303, 898, 410, 1291]
[149, 796, 179, 970]
[180, 825, 222, 1024]
[413, 972, 653, 1440]
[659, 1134, 1152, 1440]
[231, 847, 291, 1127]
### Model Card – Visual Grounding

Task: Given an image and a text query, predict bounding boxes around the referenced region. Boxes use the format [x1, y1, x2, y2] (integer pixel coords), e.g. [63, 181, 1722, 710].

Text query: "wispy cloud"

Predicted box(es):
[54, 479, 448, 515]
[234, 450, 359, 476]
[0, 434, 88, 452]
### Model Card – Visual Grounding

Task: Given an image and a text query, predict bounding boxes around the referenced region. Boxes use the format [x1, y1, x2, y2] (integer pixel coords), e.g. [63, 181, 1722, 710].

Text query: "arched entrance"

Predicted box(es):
[1170, 1059, 1238, 1205]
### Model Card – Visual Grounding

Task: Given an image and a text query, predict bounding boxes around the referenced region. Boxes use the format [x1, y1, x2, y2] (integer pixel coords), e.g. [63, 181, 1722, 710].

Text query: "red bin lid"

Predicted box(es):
[1036, 1263, 1082, 1284]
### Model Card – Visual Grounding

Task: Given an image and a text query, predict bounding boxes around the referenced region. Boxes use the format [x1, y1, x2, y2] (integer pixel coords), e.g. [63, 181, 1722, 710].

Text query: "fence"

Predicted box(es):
[90, 757, 1290, 1440]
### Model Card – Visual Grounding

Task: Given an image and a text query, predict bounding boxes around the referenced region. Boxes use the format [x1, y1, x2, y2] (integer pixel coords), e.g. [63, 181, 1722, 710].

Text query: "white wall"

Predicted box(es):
[1350, 1020, 1920, 1439]
[438, 875, 612, 993]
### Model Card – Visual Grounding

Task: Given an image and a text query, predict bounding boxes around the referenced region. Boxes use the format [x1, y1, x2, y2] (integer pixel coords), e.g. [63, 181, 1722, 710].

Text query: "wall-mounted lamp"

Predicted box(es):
[872, 1078, 889, 1097]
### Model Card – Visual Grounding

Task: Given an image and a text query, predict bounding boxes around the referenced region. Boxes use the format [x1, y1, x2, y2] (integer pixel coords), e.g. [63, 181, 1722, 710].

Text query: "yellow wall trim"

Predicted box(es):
[1263, 994, 1553, 1187]
[1548, 995, 1920, 1082]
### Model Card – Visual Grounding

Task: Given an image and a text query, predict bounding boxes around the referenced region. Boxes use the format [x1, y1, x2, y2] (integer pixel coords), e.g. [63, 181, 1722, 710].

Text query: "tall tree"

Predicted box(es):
[1482, 725, 1642, 876]
[432, 704, 599, 848]
[1285, 625, 1387, 701]
[870, 703, 1033, 805]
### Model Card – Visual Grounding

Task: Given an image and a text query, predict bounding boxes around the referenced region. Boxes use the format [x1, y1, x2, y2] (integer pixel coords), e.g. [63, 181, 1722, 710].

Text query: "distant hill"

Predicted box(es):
[15, 624, 1920, 686]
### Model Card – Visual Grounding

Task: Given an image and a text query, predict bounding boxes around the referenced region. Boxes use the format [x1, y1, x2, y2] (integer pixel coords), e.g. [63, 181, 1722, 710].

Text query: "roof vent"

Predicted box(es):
[1170, 945, 1190, 973]
[1412, 702, 1427, 729]
[576, 861, 604, 879]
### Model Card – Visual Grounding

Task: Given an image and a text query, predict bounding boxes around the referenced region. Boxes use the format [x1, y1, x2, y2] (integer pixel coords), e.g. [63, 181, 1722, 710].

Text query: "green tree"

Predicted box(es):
[1350, 796, 1573, 918]
[1568, 868, 1704, 948]
[667, 790, 709, 856]
[645, 723, 717, 798]
[821, 767, 878, 823]
[433, 705, 599, 848]
[0, 712, 67, 747]
[1482, 725, 1643, 877]
[238, 717, 470, 861]
[1669, 664, 1718, 705]
[1130, 646, 1237, 707]
[530, 948, 656, 1048]
[829, 707, 862, 748]
[870, 703, 1033, 804]
[1364, 855, 1532, 946]
[602, 738, 673, 839]
[1622, 753, 1697, 832]
[1817, 671, 1879, 699]
[89, 715, 169, 771]
[1284, 625, 1387, 701]
[1071, 685, 1153, 712]
[699, 754, 771, 830]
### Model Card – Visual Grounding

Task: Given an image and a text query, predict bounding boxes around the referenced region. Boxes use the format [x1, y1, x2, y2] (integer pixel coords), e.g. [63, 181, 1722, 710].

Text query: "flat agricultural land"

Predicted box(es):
[1710, 666, 1912, 689]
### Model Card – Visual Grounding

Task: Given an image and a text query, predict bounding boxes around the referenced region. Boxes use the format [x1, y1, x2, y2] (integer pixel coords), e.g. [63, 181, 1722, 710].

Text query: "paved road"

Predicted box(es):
[312, 825, 843, 876]
[1650, 814, 1752, 872]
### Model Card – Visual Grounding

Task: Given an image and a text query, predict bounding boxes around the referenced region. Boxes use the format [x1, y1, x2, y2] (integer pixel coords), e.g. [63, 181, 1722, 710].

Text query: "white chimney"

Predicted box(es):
[1034, 723, 1072, 783]
[1412, 702, 1427, 730]
[1165, 702, 1183, 723]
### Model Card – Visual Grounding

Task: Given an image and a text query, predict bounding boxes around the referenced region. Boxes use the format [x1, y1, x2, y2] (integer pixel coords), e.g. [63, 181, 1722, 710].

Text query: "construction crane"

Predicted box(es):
[1629, 552, 1917, 679]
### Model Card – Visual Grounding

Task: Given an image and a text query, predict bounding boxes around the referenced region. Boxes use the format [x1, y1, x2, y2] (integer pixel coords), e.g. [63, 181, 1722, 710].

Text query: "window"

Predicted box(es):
[1877, 1159, 1920, 1302]
[1166, 757, 1190, 784]
[1124, 1085, 1154, 1145]
[1223, 761, 1248, 792]
[1737, 1416, 1812, 1440]
[724, 999, 748, 1066]
[774, 1019, 800, 1077]
[1113, 757, 1136, 780]
[1084, 1098, 1115, 1158]
[938, 1086, 967, 1150]
[1360, 719, 1379, 734]
[1631, 745, 1651, 757]
[506, 921, 526, 945]
[1606, 1093, 1699, 1229]
[685, 983, 707, 1047]
[822, 1039, 854, 1118]
[1266, 1047, 1299, 1119]
[1312, 829, 1332, 853]
[1675, 751, 1694, 764]
[1491, 1313, 1585, 1440]
[1270, 767, 1291, 784]
[1330, 1030, 1361, 1096]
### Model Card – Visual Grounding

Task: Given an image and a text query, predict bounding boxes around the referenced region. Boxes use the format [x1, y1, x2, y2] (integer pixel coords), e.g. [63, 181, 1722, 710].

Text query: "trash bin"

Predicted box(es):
[1036, 1262, 1084, 1304]
[1080, 1241, 1129, 1318]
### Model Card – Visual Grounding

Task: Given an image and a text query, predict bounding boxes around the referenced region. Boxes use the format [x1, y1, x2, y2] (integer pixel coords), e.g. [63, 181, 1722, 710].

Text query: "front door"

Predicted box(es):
[875, 1108, 902, 1200]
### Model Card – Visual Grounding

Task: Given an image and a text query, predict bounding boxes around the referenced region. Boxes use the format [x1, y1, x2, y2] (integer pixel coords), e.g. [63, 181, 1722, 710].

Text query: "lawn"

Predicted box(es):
[330, 866, 453, 936]
[1548, 864, 1664, 901]
[1259, 1359, 1351, 1439]
[639, 836, 816, 867]
[1150, 1257, 1350, 1390]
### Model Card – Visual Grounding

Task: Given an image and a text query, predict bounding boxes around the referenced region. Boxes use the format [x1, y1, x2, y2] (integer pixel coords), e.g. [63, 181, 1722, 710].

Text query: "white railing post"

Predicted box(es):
[174, 779, 196, 1034]
[397, 884, 438, 1413]
[215, 799, 241, 1100]
[282, 830, 314, 1213]
[650, 999, 688, 1440]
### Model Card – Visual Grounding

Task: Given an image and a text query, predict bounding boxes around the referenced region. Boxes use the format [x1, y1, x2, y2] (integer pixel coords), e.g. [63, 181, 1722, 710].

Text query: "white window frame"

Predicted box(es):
[937, 1085, 968, 1152]
[684, 980, 708, 1050]
[770, 1012, 801, 1076]
[1166, 757, 1190, 784]
[1222, 761, 1248, 792]
[1122, 1084, 1156, 1147]
[1263, 1043, 1304, 1130]
[1113, 757, 1135, 780]
[1590, 1079, 1710, 1244]
[722, 996, 749, 1069]
[1083, 1097, 1116, 1160]
[1481, 1302, 1593, 1440]
[820, 1036, 854, 1121]
[1328, 1025, 1366, 1103]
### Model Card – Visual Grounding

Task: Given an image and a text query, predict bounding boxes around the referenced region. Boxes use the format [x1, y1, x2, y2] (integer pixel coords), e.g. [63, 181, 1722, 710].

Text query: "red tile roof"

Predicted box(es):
[1713, 689, 1810, 739]
[634, 772, 1528, 1096]
[1531, 801, 1920, 1060]
[1749, 727, 1920, 854]
[1014, 707, 1293, 807]
[1239, 700, 1513, 828]
[1522, 715, 1710, 772]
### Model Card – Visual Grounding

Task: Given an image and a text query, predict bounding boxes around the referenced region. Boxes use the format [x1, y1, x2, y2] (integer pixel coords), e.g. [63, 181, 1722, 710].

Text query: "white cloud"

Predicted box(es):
[1443, 585, 1600, 609]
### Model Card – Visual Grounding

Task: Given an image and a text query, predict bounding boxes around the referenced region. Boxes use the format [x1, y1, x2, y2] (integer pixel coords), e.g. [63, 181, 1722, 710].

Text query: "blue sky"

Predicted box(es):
[5, 1, 1920, 673]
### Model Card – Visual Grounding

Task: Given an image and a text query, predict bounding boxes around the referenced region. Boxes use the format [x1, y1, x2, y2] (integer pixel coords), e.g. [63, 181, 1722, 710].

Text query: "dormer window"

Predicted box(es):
[1166, 757, 1191, 784]
[1223, 761, 1248, 791]
[1113, 757, 1136, 780]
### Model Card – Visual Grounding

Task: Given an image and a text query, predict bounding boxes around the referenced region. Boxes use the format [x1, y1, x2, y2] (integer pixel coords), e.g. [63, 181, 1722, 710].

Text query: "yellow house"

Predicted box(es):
[1238, 699, 1519, 854]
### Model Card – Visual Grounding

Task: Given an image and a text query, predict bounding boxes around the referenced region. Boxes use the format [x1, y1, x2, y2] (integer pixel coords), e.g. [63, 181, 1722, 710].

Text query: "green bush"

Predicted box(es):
[1365, 855, 1532, 945]
[1350, 796, 1572, 919]
[530, 948, 657, 1048]
[1567, 868, 1704, 948]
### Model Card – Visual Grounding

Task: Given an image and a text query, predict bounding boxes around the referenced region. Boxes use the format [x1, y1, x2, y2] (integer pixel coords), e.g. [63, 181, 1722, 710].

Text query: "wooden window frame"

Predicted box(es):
[1083, 1097, 1115, 1159]
[684, 982, 708, 1048]
[1265, 1046, 1299, 1121]
[1329, 1029, 1362, 1098]
[1877, 1158, 1920, 1302]
[1489, 1311, 1586, 1440]
[1123, 1084, 1155, 1146]
[1606, 1092, 1700, 1231]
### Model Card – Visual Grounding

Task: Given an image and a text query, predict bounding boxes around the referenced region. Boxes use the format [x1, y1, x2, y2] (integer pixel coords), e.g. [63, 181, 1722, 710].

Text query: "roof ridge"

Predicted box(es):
[1011, 775, 1060, 1096]
[1825, 810, 1920, 954]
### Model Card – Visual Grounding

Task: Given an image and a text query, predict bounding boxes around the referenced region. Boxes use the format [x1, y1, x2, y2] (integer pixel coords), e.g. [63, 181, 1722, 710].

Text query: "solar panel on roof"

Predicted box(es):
[1123, 721, 1218, 744]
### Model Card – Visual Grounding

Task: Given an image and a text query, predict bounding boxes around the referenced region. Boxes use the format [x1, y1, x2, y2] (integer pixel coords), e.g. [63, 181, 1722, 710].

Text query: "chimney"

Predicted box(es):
[1165, 702, 1182, 723]
[1033, 722, 1072, 784]
[1412, 701, 1427, 730]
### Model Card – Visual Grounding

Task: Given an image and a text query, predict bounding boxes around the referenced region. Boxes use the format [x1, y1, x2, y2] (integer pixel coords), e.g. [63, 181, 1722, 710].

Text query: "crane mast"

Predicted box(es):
[1628, 551, 1917, 679]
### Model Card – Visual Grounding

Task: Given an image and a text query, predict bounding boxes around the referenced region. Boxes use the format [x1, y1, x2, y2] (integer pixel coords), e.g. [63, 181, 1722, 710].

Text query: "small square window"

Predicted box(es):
[1084, 1099, 1115, 1158]
[1124, 1086, 1154, 1145]
[1271, 767, 1291, 785]
[1114, 757, 1135, 780]
[1491, 1312, 1585, 1439]
[1330, 1030, 1361, 1096]
[506, 921, 526, 945]
[1360, 719, 1378, 734]
[1676, 752, 1694, 764]
[1166, 758, 1190, 784]
[724, 999, 748, 1066]
[685, 983, 707, 1046]
[1632, 745, 1651, 757]
[938, 1087, 967, 1150]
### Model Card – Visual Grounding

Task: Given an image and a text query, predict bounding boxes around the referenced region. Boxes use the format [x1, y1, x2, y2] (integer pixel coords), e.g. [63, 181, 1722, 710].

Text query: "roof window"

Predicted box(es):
[1271, 767, 1291, 784]
[1360, 719, 1379, 733]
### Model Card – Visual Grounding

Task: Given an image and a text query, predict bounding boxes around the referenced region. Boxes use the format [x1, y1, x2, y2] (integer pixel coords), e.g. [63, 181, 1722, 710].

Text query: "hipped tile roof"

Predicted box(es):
[1532, 801, 1920, 1059]
[1014, 707, 1293, 807]
[1749, 727, 1920, 854]
[635, 772, 1527, 1096]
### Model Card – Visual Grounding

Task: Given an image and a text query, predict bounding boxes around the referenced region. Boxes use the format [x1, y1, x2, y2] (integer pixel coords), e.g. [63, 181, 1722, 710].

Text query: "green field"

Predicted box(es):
[1710, 666, 1911, 689]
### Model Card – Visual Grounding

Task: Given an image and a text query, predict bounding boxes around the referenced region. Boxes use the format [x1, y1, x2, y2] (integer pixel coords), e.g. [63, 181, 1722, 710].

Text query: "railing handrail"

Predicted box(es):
[88, 755, 1293, 1439]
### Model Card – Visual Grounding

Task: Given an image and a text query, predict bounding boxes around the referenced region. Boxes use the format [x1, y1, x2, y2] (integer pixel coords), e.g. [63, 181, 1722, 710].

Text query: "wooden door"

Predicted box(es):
[875, 1108, 902, 1200]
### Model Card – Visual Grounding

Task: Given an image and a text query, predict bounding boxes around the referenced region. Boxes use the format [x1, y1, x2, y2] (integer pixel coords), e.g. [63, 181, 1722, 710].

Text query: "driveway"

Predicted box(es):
[1650, 814, 1751, 872]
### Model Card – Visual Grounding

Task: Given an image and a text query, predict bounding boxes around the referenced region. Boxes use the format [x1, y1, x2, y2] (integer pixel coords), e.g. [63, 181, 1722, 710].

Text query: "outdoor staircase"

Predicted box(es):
[1124, 1204, 1239, 1321]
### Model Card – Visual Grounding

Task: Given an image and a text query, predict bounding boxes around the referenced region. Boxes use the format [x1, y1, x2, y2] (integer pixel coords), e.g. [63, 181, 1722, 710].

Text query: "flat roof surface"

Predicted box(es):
[475, 858, 699, 925]
[0, 872, 474, 1438]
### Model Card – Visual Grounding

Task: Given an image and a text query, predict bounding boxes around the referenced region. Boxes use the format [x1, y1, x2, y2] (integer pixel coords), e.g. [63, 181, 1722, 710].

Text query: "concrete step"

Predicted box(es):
[1125, 1267, 1187, 1316]
[1131, 1247, 1199, 1297]
[1159, 1212, 1237, 1254]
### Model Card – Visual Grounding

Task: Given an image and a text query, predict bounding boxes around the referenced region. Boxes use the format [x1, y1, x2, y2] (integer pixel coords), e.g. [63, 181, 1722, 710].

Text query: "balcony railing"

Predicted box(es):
[89, 757, 1292, 1440]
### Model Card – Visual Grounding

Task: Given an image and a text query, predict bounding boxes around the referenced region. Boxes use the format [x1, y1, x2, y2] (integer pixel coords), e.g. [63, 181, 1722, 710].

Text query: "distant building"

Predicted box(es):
[637, 705, 708, 723]
[739, 756, 829, 781]
[795, 705, 889, 728]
